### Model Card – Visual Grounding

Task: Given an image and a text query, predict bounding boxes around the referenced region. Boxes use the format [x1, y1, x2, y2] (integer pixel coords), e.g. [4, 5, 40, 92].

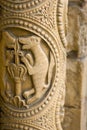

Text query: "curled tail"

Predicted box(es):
[44, 51, 55, 88]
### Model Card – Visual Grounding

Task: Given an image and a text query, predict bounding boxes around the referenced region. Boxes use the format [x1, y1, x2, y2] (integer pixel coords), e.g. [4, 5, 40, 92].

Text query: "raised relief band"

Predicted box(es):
[0, 0, 68, 130]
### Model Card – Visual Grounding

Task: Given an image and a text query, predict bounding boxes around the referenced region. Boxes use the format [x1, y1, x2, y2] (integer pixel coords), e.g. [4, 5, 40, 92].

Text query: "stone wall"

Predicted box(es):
[63, 0, 87, 130]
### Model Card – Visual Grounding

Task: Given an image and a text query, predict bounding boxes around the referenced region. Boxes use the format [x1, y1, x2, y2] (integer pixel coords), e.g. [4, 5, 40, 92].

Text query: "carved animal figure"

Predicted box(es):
[19, 36, 55, 104]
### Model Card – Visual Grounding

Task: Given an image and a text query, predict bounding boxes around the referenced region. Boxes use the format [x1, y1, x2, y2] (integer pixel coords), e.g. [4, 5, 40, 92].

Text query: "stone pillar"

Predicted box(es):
[0, 0, 68, 130]
[62, 1, 87, 130]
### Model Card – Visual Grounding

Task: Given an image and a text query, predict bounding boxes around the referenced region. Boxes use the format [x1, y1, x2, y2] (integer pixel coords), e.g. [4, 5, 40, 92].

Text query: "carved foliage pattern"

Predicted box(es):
[0, 0, 56, 30]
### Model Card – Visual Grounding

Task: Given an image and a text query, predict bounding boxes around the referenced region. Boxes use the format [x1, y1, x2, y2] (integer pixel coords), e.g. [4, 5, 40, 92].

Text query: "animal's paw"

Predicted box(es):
[23, 91, 29, 99]
[26, 99, 30, 105]
[26, 98, 35, 105]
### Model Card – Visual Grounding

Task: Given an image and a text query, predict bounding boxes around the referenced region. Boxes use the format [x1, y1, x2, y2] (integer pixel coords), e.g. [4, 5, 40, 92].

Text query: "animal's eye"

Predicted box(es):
[36, 39, 38, 42]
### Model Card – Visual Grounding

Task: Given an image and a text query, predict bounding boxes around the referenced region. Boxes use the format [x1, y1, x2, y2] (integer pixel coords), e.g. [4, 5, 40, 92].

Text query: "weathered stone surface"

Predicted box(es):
[63, 108, 81, 130]
[65, 58, 81, 108]
[80, 57, 87, 130]
[63, 1, 87, 130]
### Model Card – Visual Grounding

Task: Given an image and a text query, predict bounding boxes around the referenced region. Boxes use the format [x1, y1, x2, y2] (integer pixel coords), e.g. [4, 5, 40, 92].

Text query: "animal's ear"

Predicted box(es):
[19, 37, 30, 45]
[35, 36, 41, 43]
[30, 36, 41, 43]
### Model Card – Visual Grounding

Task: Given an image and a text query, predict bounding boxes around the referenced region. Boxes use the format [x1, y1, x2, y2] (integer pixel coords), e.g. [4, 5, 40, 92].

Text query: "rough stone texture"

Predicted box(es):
[63, 1, 87, 130]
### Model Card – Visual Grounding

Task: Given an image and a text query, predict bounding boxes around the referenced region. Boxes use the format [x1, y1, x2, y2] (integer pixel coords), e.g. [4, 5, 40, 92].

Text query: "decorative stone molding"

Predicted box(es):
[0, 0, 68, 130]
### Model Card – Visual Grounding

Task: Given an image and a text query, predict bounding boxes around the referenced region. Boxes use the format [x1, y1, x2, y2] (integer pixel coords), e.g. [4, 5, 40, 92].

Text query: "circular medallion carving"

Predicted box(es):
[0, 25, 60, 118]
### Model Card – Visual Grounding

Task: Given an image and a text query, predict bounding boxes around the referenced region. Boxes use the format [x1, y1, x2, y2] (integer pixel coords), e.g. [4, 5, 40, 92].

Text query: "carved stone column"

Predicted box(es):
[0, 0, 68, 130]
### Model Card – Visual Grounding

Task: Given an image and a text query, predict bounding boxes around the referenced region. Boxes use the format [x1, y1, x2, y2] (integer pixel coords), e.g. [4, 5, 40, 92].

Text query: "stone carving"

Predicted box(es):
[19, 36, 54, 104]
[0, 0, 68, 130]
[57, 0, 68, 47]
[1, 31, 55, 108]
[1, 31, 28, 108]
